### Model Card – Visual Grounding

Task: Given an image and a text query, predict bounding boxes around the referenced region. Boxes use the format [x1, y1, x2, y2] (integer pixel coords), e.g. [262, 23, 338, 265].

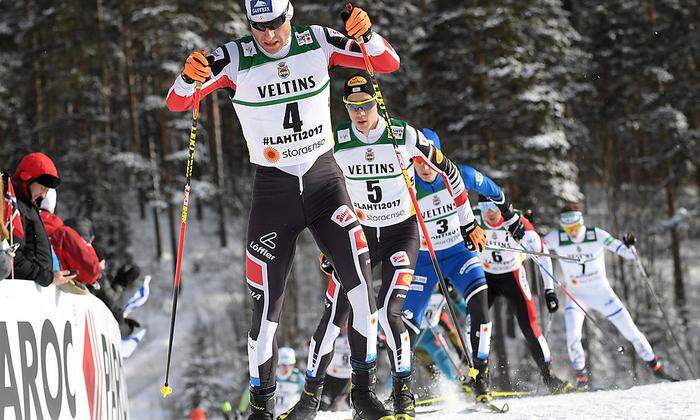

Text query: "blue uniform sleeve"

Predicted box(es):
[459, 164, 503, 201]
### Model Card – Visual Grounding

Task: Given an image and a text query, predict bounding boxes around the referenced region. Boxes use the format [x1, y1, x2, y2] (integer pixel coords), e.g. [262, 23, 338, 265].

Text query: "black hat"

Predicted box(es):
[343, 71, 375, 100]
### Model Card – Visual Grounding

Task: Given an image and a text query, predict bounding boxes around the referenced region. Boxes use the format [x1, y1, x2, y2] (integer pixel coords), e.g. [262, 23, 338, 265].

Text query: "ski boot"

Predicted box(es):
[574, 368, 591, 391]
[648, 357, 679, 382]
[541, 363, 574, 394]
[391, 373, 415, 420]
[472, 359, 491, 402]
[248, 387, 275, 420]
[278, 376, 323, 420]
[350, 365, 394, 420]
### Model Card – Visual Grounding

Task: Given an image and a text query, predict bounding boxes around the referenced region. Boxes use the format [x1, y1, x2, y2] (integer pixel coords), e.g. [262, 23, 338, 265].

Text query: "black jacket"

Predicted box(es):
[12, 182, 53, 286]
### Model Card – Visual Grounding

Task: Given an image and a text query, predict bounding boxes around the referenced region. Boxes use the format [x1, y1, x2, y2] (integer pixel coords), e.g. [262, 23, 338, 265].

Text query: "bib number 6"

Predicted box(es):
[283, 102, 303, 132]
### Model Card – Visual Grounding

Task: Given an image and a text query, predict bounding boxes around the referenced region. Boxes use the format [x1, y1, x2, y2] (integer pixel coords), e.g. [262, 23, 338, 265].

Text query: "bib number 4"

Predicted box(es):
[283, 102, 303, 132]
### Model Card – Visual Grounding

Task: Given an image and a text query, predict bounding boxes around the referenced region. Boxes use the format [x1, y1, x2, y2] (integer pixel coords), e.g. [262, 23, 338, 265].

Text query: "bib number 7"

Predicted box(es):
[283, 102, 303, 132]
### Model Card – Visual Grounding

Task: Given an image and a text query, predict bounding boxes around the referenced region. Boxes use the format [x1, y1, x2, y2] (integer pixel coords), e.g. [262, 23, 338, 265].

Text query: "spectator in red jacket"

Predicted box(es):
[11, 152, 74, 286]
[39, 189, 100, 285]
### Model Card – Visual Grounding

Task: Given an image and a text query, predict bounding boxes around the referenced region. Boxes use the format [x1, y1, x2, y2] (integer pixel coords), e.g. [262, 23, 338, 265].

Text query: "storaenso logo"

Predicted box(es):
[250, 0, 272, 15]
[0, 319, 128, 420]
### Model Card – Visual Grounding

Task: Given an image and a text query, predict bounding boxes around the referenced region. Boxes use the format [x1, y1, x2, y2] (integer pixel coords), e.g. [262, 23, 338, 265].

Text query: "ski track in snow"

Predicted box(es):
[320, 381, 699, 420]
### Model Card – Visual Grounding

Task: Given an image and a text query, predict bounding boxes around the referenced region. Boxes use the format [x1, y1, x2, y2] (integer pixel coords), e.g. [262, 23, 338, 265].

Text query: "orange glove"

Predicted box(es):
[182, 51, 211, 84]
[319, 253, 334, 276]
[461, 223, 487, 252]
[344, 7, 372, 41]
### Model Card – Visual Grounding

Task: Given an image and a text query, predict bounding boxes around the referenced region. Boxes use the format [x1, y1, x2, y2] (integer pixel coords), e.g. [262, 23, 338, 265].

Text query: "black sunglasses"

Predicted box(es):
[249, 4, 289, 31]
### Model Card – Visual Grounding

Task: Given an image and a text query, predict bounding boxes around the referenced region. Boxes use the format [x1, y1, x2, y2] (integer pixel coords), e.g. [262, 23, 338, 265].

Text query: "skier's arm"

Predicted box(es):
[596, 227, 635, 260]
[408, 127, 474, 226]
[166, 44, 239, 112]
[521, 225, 554, 290]
[311, 25, 400, 73]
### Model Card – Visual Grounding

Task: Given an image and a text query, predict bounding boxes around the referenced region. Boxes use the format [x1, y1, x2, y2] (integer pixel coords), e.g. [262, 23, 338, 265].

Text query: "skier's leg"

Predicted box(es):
[282, 275, 351, 419]
[444, 250, 489, 364]
[371, 218, 420, 418]
[597, 289, 655, 363]
[304, 168, 389, 419]
[306, 273, 351, 379]
[307, 198, 377, 365]
[564, 299, 587, 371]
[374, 219, 419, 375]
[402, 252, 439, 344]
[245, 170, 306, 409]
[505, 267, 551, 370]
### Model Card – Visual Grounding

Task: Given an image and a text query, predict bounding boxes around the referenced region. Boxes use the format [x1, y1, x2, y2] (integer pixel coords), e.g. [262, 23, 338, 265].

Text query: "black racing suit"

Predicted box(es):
[305, 216, 420, 378]
[245, 150, 377, 392]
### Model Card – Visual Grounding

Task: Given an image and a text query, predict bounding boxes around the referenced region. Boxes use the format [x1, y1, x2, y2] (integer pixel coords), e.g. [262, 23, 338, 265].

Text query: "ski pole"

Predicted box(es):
[516, 241, 625, 354]
[486, 245, 586, 263]
[631, 246, 697, 378]
[161, 81, 203, 398]
[345, 3, 478, 379]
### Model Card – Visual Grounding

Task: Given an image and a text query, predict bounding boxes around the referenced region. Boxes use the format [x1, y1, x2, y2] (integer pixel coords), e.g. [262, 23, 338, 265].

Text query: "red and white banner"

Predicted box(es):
[0, 280, 129, 419]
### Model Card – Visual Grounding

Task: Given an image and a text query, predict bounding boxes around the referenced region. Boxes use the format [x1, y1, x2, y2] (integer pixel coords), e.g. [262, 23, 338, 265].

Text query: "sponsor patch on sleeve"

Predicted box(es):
[475, 170, 484, 186]
[604, 236, 614, 246]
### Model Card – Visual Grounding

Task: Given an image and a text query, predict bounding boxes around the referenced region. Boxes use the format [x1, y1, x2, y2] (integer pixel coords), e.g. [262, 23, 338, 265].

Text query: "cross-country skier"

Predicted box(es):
[165, 2, 400, 419]
[474, 195, 573, 394]
[400, 128, 524, 406]
[282, 76, 485, 420]
[543, 203, 677, 389]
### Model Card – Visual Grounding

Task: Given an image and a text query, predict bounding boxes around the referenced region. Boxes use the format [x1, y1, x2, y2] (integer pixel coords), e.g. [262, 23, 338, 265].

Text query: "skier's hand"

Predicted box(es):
[545, 289, 559, 313]
[342, 5, 372, 42]
[53, 270, 77, 286]
[182, 51, 211, 84]
[622, 233, 636, 247]
[319, 253, 334, 276]
[504, 214, 525, 241]
[461, 222, 486, 252]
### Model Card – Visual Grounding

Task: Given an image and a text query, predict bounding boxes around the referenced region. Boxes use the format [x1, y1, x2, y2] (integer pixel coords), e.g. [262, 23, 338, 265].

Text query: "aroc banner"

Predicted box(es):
[0, 280, 129, 420]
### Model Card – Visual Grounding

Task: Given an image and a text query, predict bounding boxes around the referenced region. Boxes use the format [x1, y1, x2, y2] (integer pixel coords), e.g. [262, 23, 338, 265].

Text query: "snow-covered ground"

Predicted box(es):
[322, 380, 700, 419]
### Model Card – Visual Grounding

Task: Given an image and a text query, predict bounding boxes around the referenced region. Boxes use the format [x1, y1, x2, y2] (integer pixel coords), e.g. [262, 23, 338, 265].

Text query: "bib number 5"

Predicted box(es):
[366, 180, 383, 204]
[283, 102, 303, 132]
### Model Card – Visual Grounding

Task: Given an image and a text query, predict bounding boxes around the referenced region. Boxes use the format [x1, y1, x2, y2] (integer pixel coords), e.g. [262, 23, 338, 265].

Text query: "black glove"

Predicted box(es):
[460, 222, 486, 252]
[503, 212, 525, 241]
[544, 289, 559, 313]
[623, 233, 636, 247]
[114, 264, 141, 288]
[319, 253, 334, 276]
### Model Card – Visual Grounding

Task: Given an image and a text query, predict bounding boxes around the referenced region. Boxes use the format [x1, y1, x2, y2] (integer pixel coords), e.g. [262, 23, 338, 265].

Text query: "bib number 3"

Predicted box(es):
[283, 102, 303, 132]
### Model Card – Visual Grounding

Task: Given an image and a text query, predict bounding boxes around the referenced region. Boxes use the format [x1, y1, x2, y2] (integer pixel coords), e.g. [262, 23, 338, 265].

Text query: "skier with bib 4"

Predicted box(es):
[166, 2, 400, 419]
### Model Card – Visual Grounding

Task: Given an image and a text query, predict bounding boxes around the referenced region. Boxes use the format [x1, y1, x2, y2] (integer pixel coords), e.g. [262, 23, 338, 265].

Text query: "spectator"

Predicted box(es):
[39, 189, 101, 285]
[10, 152, 74, 286]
